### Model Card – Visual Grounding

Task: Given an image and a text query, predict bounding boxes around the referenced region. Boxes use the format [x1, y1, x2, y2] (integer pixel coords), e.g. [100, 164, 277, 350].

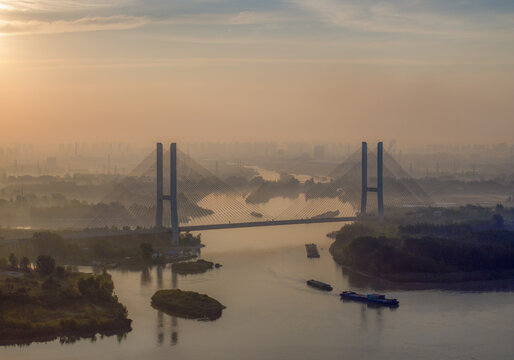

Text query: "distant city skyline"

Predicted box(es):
[1, 0, 513, 145]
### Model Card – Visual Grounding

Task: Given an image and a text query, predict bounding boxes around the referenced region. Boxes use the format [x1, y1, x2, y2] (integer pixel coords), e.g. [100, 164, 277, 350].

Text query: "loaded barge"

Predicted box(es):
[307, 280, 333, 291]
[305, 244, 320, 258]
[340, 291, 399, 307]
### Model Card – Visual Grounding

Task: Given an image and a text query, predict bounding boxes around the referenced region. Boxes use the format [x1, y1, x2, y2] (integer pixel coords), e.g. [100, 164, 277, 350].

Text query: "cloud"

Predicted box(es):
[1, 0, 513, 40]
[0, 15, 147, 35]
[286, 0, 514, 38]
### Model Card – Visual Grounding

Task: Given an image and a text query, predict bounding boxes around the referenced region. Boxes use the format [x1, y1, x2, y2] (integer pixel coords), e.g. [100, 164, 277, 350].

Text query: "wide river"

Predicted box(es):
[2, 223, 514, 359]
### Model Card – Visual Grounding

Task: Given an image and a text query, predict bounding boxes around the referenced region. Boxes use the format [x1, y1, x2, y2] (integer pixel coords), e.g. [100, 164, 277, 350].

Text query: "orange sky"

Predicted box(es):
[1, 1, 513, 145]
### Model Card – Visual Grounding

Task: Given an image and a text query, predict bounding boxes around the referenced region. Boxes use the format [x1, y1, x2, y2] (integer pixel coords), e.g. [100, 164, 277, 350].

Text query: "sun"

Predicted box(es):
[0, 3, 13, 11]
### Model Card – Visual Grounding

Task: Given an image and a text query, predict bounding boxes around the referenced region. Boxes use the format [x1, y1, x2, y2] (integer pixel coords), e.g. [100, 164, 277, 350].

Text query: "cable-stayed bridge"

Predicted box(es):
[78, 142, 432, 244]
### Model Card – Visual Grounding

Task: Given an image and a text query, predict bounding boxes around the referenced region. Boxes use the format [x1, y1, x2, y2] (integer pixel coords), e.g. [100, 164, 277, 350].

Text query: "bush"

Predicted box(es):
[55, 266, 67, 278]
[139, 242, 154, 262]
[42, 278, 60, 290]
[20, 257, 31, 272]
[36, 255, 56, 275]
[60, 319, 78, 331]
[8, 253, 18, 269]
[78, 274, 114, 303]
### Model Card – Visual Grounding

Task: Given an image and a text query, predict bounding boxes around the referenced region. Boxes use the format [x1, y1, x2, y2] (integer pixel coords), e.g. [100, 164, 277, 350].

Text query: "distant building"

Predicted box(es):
[46, 157, 57, 168]
[313, 145, 326, 159]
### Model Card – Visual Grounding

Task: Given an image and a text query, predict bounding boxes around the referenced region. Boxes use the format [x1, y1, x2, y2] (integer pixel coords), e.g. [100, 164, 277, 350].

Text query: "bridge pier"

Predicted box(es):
[360, 141, 384, 221]
[170, 143, 179, 245]
[156, 143, 164, 228]
[360, 141, 367, 215]
[155, 142, 180, 245]
[377, 141, 384, 221]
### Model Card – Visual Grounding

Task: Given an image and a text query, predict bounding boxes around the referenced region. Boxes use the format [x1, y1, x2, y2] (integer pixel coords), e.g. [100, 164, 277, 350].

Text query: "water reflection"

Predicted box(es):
[171, 270, 178, 289]
[171, 316, 178, 346]
[341, 265, 514, 292]
[156, 265, 163, 289]
[148, 265, 182, 347]
[140, 267, 152, 286]
[156, 311, 164, 346]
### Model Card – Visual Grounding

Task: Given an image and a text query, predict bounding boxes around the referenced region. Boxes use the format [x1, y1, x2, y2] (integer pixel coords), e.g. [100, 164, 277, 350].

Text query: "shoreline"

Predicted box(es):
[0, 321, 132, 346]
[338, 264, 514, 291]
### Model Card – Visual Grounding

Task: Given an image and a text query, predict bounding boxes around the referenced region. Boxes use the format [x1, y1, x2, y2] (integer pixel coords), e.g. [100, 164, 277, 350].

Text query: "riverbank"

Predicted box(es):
[0, 230, 203, 270]
[171, 259, 214, 274]
[329, 214, 514, 286]
[338, 264, 514, 291]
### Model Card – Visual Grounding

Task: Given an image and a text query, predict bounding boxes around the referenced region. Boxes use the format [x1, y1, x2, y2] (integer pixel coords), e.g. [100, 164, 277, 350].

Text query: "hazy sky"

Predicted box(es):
[0, 0, 513, 145]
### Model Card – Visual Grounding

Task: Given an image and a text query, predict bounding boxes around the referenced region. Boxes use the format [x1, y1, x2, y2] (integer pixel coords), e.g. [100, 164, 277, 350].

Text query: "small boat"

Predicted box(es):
[305, 244, 320, 258]
[307, 280, 333, 291]
[340, 291, 399, 307]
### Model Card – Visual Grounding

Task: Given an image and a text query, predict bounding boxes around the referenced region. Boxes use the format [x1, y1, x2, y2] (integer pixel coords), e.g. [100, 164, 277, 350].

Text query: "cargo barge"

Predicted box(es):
[340, 291, 399, 307]
[305, 244, 320, 258]
[306, 280, 333, 291]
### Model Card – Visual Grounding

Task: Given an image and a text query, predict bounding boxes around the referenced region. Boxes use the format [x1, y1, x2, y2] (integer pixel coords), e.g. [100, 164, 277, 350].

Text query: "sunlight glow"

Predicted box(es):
[0, 3, 13, 11]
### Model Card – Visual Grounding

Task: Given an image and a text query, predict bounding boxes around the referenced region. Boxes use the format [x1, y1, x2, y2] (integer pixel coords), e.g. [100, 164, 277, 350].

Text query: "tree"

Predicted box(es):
[36, 255, 56, 275]
[140, 242, 154, 262]
[20, 256, 31, 272]
[55, 266, 67, 278]
[8, 253, 17, 269]
[78, 274, 114, 303]
[492, 214, 504, 228]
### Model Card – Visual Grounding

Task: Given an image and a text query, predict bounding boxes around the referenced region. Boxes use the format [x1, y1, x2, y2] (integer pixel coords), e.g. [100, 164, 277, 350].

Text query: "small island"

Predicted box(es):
[0, 255, 131, 345]
[171, 259, 214, 274]
[151, 289, 225, 320]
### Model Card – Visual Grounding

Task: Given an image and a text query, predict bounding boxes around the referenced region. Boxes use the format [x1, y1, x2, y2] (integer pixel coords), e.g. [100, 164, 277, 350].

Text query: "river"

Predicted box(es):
[2, 223, 513, 359]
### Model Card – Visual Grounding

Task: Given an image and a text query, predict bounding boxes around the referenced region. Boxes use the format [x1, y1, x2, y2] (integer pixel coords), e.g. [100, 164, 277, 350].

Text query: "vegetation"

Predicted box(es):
[329, 206, 514, 283]
[0, 256, 131, 345]
[0, 231, 202, 269]
[139, 242, 154, 263]
[151, 289, 225, 320]
[171, 259, 214, 274]
[36, 255, 56, 275]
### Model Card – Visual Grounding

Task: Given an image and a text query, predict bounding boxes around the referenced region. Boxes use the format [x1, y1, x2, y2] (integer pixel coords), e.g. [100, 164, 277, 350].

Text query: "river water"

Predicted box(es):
[2, 223, 514, 360]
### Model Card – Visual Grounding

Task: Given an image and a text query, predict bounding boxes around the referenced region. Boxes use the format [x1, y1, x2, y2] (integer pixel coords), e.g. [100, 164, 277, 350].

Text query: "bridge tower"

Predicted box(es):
[155, 142, 180, 245]
[360, 141, 385, 221]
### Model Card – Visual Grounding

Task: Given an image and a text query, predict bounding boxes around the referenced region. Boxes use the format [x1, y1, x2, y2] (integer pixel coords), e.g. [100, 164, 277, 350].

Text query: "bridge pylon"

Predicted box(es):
[155, 142, 180, 245]
[360, 141, 385, 221]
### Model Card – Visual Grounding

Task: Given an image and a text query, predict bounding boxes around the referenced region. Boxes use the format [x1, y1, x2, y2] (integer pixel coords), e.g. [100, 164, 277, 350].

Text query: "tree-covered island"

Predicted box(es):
[0, 255, 131, 345]
[151, 289, 225, 320]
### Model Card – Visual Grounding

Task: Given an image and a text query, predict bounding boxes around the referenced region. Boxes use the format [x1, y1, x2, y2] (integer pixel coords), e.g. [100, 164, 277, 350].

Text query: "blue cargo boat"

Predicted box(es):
[340, 291, 399, 307]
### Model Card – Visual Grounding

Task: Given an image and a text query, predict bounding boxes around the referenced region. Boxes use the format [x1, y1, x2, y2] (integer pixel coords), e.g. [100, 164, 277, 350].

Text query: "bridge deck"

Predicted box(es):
[179, 217, 357, 232]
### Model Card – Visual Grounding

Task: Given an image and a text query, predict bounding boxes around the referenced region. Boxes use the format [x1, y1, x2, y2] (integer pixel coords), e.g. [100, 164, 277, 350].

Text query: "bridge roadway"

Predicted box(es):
[178, 216, 357, 232]
[40, 217, 360, 241]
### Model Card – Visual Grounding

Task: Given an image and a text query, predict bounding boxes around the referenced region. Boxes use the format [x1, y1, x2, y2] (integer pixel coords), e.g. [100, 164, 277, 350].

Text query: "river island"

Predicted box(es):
[151, 289, 225, 320]
[0, 257, 131, 345]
